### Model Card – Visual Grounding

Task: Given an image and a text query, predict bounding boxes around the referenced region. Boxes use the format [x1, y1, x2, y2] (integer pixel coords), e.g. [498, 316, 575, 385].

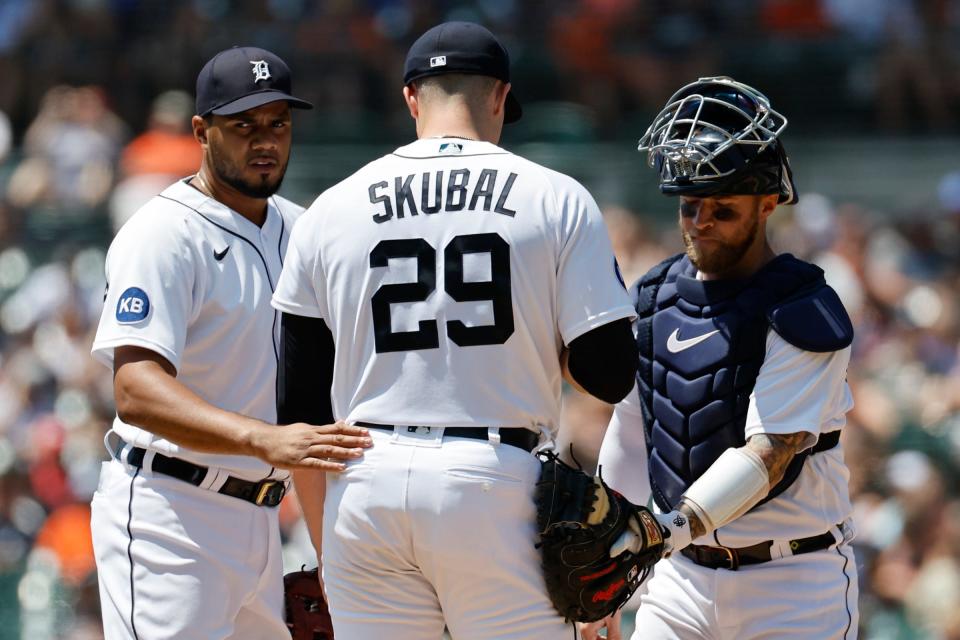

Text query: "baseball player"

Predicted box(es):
[90, 47, 371, 640]
[581, 76, 860, 640]
[272, 21, 638, 640]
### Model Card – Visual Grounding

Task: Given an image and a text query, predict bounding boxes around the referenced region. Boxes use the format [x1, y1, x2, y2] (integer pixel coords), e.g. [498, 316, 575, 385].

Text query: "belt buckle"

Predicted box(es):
[255, 480, 283, 506]
[705, 545, 739, 571]
[720, 545, 739, 570]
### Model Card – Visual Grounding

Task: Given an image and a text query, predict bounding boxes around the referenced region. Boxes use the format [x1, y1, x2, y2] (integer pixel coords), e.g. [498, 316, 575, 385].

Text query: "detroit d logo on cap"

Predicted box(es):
[250, 60, 271, 83]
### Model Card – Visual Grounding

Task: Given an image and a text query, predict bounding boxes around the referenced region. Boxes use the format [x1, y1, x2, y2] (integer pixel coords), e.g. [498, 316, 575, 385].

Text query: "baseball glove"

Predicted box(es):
[534, 450, 665, 622]
[284, 566, 334, 640]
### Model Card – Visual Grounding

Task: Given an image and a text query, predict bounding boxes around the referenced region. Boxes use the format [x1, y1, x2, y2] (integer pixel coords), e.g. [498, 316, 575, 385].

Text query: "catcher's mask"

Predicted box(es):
[638, 76, 798, 204]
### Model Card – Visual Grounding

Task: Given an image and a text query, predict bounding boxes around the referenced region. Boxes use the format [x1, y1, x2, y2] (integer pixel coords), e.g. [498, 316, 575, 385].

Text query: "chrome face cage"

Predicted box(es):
[637, 77, 788, 184]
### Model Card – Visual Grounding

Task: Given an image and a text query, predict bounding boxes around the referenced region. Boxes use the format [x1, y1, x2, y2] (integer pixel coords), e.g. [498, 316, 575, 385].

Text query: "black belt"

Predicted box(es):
[680, 527, 840, 570]
[122, 446, 286, 507]
[811, 430, 841, 453]
[356, 422, 539, 453]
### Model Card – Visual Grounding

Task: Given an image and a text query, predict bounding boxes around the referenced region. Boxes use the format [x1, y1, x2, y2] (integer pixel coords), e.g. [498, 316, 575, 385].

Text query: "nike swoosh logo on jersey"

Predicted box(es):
[666, 328, 720, 353]
[214, 246, 230, 261]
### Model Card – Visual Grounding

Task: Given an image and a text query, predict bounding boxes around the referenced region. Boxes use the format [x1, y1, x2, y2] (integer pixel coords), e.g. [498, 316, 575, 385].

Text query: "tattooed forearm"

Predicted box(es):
[671, 434, 808, 539]
[745, 432, 809, 487]
[677, 501, 707, 539]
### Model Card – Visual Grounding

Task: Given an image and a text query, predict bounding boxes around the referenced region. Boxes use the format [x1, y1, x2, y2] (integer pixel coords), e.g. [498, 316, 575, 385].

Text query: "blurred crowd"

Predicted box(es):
[0, 1, 957, 639]
[0, 0, 959, 142]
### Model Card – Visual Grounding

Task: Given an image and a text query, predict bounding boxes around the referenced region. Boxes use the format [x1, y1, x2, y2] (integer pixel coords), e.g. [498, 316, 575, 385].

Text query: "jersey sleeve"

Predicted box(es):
[91, 210, 198, 371]
[272, 213, 327, 319]
[553, 177, 636, 344]
[597, 382, 651, 506]
[744, 331, 853, 446]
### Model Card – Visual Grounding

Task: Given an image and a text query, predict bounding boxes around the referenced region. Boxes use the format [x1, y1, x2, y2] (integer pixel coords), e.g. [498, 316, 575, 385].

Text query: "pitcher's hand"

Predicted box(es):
[252, 421, 372, 471]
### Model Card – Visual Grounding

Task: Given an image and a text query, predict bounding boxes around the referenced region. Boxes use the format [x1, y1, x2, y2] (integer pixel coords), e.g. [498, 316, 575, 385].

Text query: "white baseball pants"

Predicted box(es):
[631, 544, 859, 639]
[90, 457, 288, 640]
[321, 426, 577, 639]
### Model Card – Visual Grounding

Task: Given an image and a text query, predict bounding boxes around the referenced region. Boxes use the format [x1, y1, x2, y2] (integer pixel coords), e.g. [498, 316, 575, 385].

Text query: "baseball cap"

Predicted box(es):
[403, 22, 522, 124]
[196, 46, 313, 117]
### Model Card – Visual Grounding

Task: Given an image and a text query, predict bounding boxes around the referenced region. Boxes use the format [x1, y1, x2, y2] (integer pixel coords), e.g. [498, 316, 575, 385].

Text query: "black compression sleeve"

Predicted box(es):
[277, 312, 335, 425]
[566, 318, 638, 404]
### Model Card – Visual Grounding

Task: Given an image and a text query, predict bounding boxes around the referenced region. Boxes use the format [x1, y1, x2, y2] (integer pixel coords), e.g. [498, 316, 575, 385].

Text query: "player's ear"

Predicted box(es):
[402, 84, 419, 120]
[192, 115, 209, 147]
[758, 194, 778, 221]
[492, 81, 510, 119]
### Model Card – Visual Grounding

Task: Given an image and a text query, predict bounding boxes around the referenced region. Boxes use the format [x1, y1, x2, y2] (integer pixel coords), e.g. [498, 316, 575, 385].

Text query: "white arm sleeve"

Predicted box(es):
[597, 382, 651, 506]
[681, 446, 770, 534]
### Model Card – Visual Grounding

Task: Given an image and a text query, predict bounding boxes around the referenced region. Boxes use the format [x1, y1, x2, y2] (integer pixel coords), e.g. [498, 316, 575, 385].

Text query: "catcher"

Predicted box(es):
[591, 76, 859, 640]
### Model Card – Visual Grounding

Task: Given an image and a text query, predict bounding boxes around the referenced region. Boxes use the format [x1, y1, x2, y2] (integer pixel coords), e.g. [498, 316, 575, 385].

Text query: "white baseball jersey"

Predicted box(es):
[272, 138, 635, 436]
[600, 330, 855, 547]
[92, 178, 303, 480]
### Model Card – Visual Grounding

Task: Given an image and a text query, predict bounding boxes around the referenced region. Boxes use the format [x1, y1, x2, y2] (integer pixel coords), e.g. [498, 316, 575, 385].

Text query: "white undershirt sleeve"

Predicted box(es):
[597, 382, 651, 506]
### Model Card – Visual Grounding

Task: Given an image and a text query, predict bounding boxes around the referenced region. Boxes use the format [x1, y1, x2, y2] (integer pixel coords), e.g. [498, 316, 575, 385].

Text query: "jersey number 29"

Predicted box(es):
[370, 232, 513, 353]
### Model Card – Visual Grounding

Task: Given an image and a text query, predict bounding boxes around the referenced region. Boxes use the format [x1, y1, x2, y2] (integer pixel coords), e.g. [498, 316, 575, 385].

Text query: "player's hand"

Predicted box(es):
[578, 609, 623, 640]
[251, 421, 372, 471]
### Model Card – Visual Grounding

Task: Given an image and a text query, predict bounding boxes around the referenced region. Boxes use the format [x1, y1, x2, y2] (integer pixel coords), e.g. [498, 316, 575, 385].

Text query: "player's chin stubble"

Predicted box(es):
[209, 143, 288, 199]
[681, 210, 759, 275]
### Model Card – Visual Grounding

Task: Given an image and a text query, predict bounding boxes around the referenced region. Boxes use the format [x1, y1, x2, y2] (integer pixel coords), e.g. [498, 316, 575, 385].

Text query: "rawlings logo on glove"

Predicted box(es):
[534, 451, 666, 623]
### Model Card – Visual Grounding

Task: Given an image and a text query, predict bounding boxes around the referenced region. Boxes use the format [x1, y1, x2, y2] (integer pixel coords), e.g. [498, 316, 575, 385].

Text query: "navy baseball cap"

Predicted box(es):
[196, 46, 313, 117]
[403, 22, 522, 124]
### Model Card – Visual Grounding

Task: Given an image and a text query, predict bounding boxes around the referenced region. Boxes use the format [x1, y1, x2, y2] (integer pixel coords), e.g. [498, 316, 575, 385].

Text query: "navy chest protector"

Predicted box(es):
[633, 253, 853, 513]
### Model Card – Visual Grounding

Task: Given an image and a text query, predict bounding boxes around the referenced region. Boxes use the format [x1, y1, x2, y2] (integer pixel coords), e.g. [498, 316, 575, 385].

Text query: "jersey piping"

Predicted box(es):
[839, 545, 853, 639]
[267, 197, 287, 482]
[126, 468, 141, 640]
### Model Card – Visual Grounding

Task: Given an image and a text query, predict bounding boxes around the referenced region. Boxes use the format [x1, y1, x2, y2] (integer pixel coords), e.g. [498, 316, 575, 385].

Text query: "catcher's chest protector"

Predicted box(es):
[634, 253, 852, 513]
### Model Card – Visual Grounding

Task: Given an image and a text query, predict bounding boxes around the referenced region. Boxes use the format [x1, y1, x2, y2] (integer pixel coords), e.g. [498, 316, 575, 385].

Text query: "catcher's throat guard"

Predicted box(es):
[638, 76, 798, 205]
[534, 451, 665, 622]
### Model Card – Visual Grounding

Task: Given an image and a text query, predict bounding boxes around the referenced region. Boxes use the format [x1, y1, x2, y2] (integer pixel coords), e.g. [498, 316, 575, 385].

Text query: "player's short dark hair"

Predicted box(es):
[413, 74, 499, 104]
